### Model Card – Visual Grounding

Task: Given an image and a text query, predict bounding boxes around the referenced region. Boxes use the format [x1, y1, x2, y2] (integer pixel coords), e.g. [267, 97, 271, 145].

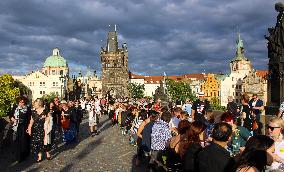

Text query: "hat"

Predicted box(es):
[60, 100, 67, 104]
[199, 92, 205, 96]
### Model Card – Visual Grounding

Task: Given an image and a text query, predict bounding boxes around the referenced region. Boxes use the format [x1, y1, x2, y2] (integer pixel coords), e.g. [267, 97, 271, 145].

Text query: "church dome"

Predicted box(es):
[43, 48, 68, 68]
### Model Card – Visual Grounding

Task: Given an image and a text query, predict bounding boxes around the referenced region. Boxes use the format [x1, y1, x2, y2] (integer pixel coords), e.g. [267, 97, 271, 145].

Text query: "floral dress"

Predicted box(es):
[30, 110, 45, 154]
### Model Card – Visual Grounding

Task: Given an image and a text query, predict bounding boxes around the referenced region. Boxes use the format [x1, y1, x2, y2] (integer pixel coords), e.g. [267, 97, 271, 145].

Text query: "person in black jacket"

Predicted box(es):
[227, 96, 238, 116]
[9, 96, 32, 162]
[192, 92, 210, 122]
[241, 94, 253, 133]
[197, 122, 235, 172]
[74, 100, 83, 137]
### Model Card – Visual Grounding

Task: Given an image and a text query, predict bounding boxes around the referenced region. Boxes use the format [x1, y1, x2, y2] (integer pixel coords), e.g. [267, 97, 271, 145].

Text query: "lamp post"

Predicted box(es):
[59, 75, 63, 100]
[59, 74, 66, 100]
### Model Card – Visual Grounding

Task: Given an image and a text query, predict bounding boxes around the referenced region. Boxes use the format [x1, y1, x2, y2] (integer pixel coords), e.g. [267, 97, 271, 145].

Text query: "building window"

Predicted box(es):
[40, 82, 45, 87]
[232, 85, 234, 88]
[53, 82, 58, 87]
[52, 70, 56, 75]
[232, 77, 234, 81]
[40, 91, 42, 94]
[60, 70, 63, 75]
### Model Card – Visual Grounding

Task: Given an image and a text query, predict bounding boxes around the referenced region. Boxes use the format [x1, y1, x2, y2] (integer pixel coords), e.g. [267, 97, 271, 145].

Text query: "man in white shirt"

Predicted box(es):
[169, 107, 182, 135]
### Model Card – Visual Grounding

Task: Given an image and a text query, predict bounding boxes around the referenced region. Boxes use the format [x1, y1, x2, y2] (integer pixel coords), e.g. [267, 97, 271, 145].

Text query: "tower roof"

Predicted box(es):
[105, 25, 119, 52]
[85, 66, 93, 78]
[43, 48, 68, 68]
[231, 33, 249, 62]
[107, 31, 118, 52]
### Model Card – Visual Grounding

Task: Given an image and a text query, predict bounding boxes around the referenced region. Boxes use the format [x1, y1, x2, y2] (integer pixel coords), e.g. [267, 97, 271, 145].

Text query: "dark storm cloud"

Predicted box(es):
[0, 0, 279, 76]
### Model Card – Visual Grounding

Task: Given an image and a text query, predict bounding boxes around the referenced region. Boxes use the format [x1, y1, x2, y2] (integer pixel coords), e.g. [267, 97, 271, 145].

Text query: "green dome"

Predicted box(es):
[43, 48, 68, 67]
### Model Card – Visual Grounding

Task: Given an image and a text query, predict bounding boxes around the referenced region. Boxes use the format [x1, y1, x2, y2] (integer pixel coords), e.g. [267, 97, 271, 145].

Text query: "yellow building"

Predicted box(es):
[201, 73, 220, 101]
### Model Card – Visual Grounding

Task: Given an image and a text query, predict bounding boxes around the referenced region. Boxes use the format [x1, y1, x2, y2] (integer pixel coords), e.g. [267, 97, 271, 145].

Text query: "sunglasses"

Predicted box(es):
[267, 125, 281, 131]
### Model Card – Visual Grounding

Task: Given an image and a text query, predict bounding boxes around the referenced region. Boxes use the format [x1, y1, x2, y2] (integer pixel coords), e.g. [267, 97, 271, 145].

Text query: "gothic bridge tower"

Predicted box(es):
[100, 26, 130, 98]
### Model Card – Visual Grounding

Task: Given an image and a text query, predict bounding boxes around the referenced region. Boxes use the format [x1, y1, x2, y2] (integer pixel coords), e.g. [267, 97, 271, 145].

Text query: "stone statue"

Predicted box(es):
[266, 2, 284, 105]
[153, 81, 168, 103]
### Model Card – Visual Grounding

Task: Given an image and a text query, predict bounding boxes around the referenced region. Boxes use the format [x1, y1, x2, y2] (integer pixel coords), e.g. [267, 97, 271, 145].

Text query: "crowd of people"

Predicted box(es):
[4, 96, 85, 162]
[4, 91, 284, 172]
[108, 92, 284, 172]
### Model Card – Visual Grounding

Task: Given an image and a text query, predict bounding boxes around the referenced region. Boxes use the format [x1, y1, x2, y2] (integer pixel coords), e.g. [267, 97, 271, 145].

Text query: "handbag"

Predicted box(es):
[61, 115, 70, 130]
[252, 119, 258, 130]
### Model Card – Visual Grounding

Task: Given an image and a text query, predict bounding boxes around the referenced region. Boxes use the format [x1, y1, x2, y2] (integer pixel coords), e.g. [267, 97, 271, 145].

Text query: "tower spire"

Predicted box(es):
[236, 33, 245, 59]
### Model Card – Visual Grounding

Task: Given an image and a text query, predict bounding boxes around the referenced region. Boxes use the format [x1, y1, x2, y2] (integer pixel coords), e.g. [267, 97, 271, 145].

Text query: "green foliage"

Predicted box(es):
[14, 80, 32, 100]
[165, 79, 196, 102]
[210, 97, 226, 111]
[128, 83, 145, 99]
[0, 74, 20, 117]
[42, 92, 59, 104]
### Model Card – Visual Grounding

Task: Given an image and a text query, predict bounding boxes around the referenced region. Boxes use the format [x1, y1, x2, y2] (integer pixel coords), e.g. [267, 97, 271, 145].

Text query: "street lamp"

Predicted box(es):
[59, 74, 66, 100]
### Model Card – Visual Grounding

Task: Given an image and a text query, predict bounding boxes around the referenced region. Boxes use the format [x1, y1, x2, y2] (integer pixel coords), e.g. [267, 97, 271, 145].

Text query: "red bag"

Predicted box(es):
[252, 120, 258, 130]
[113, 112, 116, 120]
[61, 116, 70, 130]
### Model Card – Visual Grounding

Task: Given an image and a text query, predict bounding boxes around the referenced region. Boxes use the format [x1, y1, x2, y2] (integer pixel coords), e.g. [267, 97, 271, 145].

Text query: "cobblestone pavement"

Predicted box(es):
[0, 116, 146, 172]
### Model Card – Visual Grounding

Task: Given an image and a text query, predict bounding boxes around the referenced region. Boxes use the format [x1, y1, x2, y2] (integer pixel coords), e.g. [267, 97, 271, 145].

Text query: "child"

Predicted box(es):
[204, 110, 215, 141]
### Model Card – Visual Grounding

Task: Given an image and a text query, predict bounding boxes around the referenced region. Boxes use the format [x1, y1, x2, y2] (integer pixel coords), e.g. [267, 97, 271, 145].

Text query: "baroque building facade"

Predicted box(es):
[201, 73, 220, 101]
[76, 68, 102, 98]
[220, 34, 252, 106]
[242, 70, 268, 105]
[100, 28, 129, 98]
[13, 48, 69, 100]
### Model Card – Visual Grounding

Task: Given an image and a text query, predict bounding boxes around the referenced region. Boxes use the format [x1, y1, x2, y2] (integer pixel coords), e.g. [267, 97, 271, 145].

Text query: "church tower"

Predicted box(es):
[230, 33, 252, 75]
[100, 26, 129, 98]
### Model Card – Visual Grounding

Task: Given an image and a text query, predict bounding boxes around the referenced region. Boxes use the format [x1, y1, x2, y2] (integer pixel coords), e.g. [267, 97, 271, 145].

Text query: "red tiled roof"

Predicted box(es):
[256, 70, 268, 78]
[129, 72, 206, 84]
[182, 73, 207, 80]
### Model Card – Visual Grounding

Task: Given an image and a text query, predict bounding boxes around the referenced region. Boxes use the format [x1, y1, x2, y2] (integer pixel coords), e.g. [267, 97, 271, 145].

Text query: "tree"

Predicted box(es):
[0, 74, 20, 117]
[14, 80, 32, 101]
[42, 92, 59, 104]
[210, 97, 226, 111]
[165, 79, 196, 102]
[128, 83, 145, 99]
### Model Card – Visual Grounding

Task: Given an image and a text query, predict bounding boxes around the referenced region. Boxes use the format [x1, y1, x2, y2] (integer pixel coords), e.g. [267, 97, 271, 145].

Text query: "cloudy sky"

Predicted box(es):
[0, 0, 280, 76]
